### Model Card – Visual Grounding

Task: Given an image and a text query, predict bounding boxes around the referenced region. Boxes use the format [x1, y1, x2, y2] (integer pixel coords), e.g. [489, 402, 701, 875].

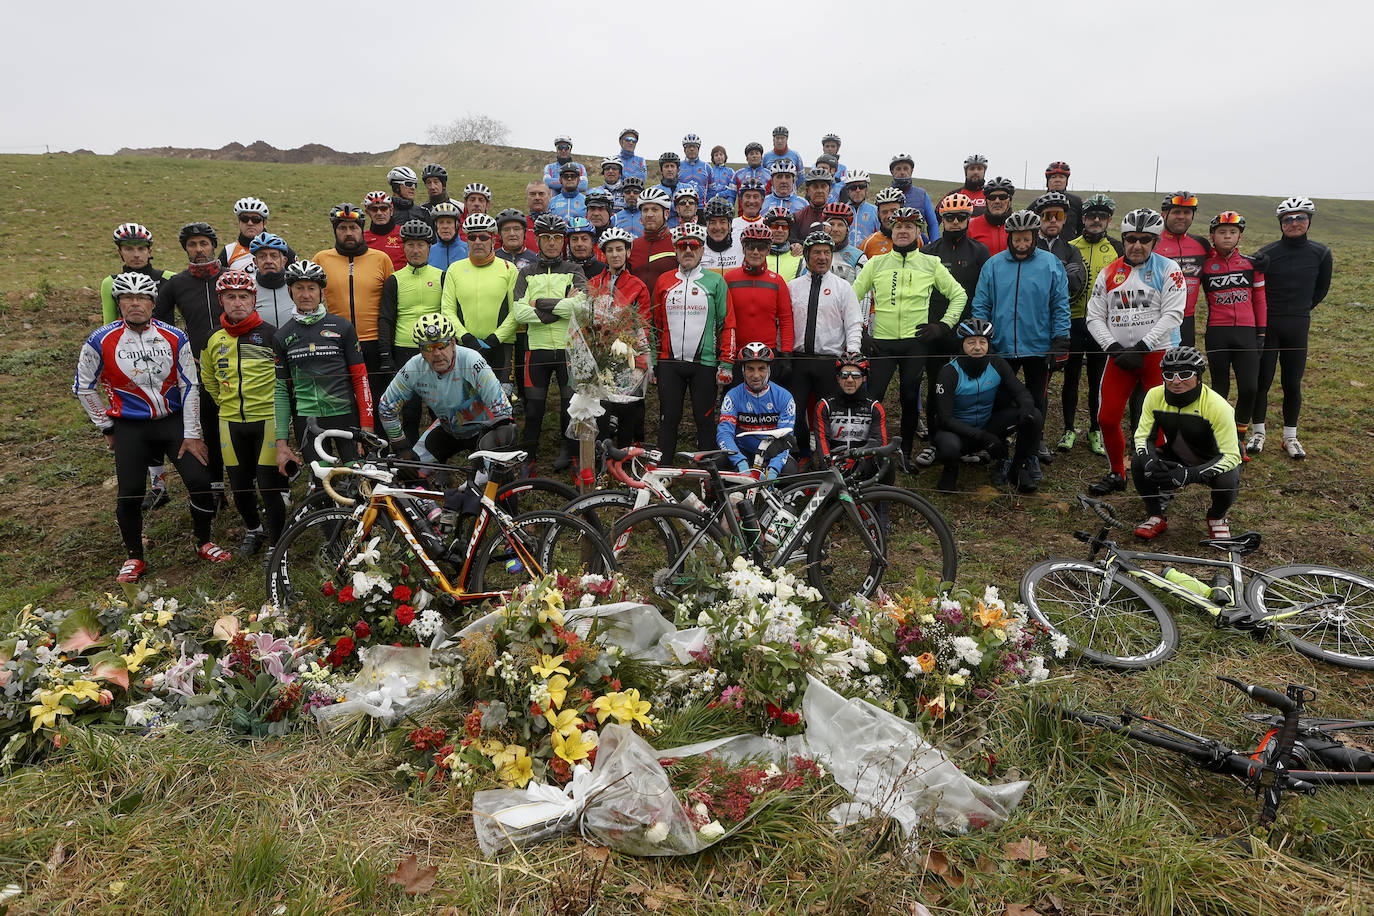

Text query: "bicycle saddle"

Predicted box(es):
[1200, 531, 1262, 555]
[470, 449, 528, 467]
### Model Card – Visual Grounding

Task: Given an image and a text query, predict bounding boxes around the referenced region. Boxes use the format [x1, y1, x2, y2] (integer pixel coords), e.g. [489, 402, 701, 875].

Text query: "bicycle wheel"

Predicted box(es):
[806, 487, 958, 608]
[496, 476, 578, 516]
[1246, 565, 1374, 670]
[608, 504, 731, 604]
[1020, 559, 1178, 669]
[469, 509, 617, 594]
[558, 489, 639, 535]
[284, 482, 357, 531]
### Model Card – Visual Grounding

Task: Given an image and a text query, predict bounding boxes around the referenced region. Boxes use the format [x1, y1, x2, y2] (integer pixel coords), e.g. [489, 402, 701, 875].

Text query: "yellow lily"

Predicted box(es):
[122, 638, 156, 674]
[973, 601, 1004, 629]
[538, 588, 565, 627]
[591, 689, 653, 728]
[531, 653, 571, 680]
[546, 673, 569, 710]
[552, 727, 598, 764]
[156, 609, 175, 627]
[64, 680, 104, 704]
[544, 707, 581, 738]
[29, 690, 73, 732]
[499, 746, 534, 788]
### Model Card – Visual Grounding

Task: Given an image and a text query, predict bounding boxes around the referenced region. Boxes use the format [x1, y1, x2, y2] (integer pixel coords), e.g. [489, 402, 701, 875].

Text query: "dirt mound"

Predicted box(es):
[114, 140, 380, 166]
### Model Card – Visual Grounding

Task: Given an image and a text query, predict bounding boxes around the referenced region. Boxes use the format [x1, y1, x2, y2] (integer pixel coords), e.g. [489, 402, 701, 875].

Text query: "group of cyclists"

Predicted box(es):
[75, 126, 1334, 584]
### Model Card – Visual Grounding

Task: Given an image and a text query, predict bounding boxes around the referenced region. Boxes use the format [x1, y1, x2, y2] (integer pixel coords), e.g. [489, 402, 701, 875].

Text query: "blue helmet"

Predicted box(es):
[565, 216, 594, 237]
[249, 232, 289, 254]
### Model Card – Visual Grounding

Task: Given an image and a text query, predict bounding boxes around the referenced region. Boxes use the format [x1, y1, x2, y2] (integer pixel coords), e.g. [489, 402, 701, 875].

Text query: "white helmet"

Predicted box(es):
[844, 169, 871, 186]
[234, 197, 269, 218]
[638, 187, 672, 210]
[1275, 196, 1315, 217]
[463, 212, 498, 234]
[671, 222, 707, 244]
[463, 182, 492, 200]
[1121, 208, 1165, 237]
[673, 183, 701, 202]
[387, 166, 418, 185]
[599, 227, 635, 249]
[111, 272, 160, 298]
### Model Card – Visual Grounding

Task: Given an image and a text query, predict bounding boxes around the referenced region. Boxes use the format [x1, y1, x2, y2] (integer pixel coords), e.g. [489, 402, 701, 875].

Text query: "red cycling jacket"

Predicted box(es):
[1200, 248, 1267, 329]
[723, 265, 794, 353]
[629, 227, 678, 296]
[1155, 230, 1208, 317]
[967, 215, 1008, 255]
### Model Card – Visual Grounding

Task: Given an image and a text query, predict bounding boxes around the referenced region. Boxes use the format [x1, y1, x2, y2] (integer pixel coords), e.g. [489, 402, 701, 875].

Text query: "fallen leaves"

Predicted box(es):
[386, 854, 437, 896]
[1003, 837, 1050, 862]
[921, 849, 965, 887]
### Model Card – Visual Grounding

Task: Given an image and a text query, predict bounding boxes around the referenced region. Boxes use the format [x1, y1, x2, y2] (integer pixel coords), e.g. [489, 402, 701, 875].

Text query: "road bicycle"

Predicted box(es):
[265, 427, 616, 618]
[1020, 495, 1374, 670]
[606, 431, 956, 608]
[1042, 676, 1374, 825]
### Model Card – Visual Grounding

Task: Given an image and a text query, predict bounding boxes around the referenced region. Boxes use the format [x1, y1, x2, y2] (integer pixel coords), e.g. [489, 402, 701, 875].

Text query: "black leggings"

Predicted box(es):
[390, 345, 427, 443]
[1254, 313, 1308, 428]
[788, 355, 838, 455]
[933, 406, 1043, 467]
[112, 415, 214, 559]
[1007, 356, 1050, 448]
[600, 400, 645, 447]
[656, 359, 717, 460]
[867, 338, 931, 454]
[1204, 325, 1260, 426]
[200, 385, 223, 484]
[222, 419, 289, 542]
[1131, 450, 1239, 519]
[523, 348, 573, 457]
[1062, 317, 1106, 431]
[359, 339, 393, 437]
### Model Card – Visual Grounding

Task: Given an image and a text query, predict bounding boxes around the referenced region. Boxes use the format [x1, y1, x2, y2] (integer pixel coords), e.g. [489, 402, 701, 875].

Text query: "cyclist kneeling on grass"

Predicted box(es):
[717, 342, 797, 480]
[931, 318, 1044, 495]
[1131, 346, 1242, 541]
[814, 351, 892, 484]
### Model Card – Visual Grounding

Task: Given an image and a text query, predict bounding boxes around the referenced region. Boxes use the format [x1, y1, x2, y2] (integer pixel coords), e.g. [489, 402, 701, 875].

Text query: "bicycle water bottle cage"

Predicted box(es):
[1200, 531, 1262, 555]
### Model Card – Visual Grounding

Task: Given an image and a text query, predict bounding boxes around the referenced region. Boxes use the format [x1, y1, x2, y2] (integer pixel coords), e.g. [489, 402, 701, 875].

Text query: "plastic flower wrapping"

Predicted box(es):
[564, 289, 652, 439]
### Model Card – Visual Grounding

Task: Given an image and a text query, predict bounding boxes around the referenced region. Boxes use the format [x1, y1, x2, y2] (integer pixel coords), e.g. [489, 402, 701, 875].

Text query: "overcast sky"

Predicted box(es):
[4, 0, 1365, 198]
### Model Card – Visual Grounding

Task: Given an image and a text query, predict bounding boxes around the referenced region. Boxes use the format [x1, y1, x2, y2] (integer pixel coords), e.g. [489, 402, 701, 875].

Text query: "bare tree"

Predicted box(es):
[427, 113, 511, 146]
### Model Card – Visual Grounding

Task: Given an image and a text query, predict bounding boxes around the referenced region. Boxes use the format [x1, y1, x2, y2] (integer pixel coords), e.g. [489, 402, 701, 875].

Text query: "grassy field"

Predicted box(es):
[2, 152, 1374, 914]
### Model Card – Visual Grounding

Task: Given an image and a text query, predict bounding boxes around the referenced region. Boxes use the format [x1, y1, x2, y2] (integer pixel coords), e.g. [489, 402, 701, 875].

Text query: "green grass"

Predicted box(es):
[2, 152, 1374, 914]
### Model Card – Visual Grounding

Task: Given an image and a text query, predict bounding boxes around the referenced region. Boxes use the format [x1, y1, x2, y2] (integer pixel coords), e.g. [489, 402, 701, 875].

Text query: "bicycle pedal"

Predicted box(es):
[1218, 606, 1260, 631]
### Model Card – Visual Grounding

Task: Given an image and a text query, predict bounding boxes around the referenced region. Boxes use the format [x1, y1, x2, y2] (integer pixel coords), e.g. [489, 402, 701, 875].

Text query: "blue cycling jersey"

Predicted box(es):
[717, 381, 796, 476]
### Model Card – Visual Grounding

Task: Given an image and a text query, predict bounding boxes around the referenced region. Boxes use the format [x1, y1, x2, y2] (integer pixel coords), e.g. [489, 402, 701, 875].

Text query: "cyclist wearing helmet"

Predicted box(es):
[887, 153, 940, 241]
[542, 136, 588, 193]
[852, 208, 967, 461]
[815, 352, 891, 483]
[650, 152, 682, 210]
[1130, 346, 1241, 540]
[524, 182, 553, 249]
[443, 212, 519, 365]
[653, 223, 736, 460]
[970, 209, 1071, 478]
[221, 198, 273, 271]
[840, 171, 880, 249]
[612, 177, 645, 237]
[734, 142, 772, 196]
[377, 220, 446, 440]
[249, 233, 295, 328]
[600, 158, 627, 211]
[1200, 211, 1267, 461]
[762, 160, 807, 219]
[816, 154, 846, 202]
[428, 201, 470, 269]
[822, 202, 868, 283]
[1064, 194, 1124, 455]
[549, 163, 588, 221]
[420, 164, 464, 218]
[1251, 196, 1331, 460]
[586, 227, 652, 446]
[584, 189, 615, 240]
[201, 269, 288, 557]
[155, 221, 228, 504]
[679, 134, 711, 196]
[860, 186, 907, 259]
[363, 191, 407, 271]
[763, 126, 805, 174]
[495, 208, 537, 270]
[566, 217, 606, 280]
[313, 203, 395, 428]
[724, 223, 793, 384]
[1155, 192, 1209, 347]
[378, 313, 514, 465]
[931, 318, 1043, 494]
[1085, 208, 1186, 495]
[387, 166, 426, 228]
[101, 223, 173, 326]
[968, 177, 1015, 255]
[1043, 162, 1083, 240]
[616, 128, 647, 183]
[672, 185, 701, 229]
[946, 154, 989, 217]
[707, 145, 736, 206]
[77, 272, 223, 583]
[628, 187, 676, 292]
[701, 196, 744, 275]
[272, 258, 374, 475]
[461, 181, 492, 223]
[732, 178, 767, 236]
[510, 213, 589, 472]
[793, 168, 835, 242]
[764, 208, 802, 280]
[1030, 192, 1087, 297]
[718, 342, 796, 480]
[788, 231, 863, 462]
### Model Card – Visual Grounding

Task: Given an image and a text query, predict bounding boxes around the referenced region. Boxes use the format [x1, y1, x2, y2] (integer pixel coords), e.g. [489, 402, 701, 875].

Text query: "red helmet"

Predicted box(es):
[822, 201, 855, 225]
[1045, 161, 1071, 177]
[215, 269, 256, 294]
[764, 206, 793, 225]
[835, 351, 869, 375]
[739, 223, 773, 243]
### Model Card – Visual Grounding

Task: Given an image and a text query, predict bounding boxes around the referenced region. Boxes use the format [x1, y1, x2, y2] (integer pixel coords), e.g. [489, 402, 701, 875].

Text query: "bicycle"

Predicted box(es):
[1019, 495, 1374, 670]
[265, 427, 617, 619]
[607, 431, 957, 608]
[1041, 675, 1374, 826]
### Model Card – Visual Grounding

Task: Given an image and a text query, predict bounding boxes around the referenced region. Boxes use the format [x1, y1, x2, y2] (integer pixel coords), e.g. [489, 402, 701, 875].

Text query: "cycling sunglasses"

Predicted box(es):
[420, 340, 452, 353]
[238, 214, 264, 223]
[1281, 214, 1310, 223]
[467, 233, 494, 242]
[985, 193, 1011, 201]
[1162, 370, 1198, 382]
[941, 212, 971, 221]
[837, 369, 865, 379]
[1123, 234, 1156, 245]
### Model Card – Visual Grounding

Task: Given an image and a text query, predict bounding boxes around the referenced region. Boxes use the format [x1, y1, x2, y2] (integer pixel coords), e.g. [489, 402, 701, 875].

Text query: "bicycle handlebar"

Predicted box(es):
[1217, 676, 1299, 713]
[314, 463, 355, 506]
[1077, 494, 1125, 529]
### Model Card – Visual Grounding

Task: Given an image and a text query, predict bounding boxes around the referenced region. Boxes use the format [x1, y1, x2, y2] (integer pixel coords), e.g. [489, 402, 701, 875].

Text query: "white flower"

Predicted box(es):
[644, 821, 670, 844]
[919, 613, 936, 625]
[692, 801, 709, 819]
[124, 697, 165, 727]
[871, 649, 887, 666]
[698, 820, 726, 841]
[580, 593, 597, 607]
[697, 610, 712, 626]
[731, 555, 750, 572]
[951, 636, 983, 667]
[1051, 633, 1070, 658]
[411, 609, 444, 640]
[982, 585, 1001, 605]
[946, 673, 966, 687]
[580, 573, 606, 586]
[349, 535, 382, 567]
[1027, 655, 1050, 683]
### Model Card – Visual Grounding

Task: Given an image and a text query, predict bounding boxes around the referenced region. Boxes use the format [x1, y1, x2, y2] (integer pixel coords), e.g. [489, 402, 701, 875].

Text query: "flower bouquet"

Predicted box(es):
[564, 289, 652, 440]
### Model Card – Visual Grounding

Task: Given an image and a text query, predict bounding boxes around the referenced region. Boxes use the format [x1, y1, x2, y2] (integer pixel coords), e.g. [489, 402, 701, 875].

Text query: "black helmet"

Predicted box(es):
[533, 213, 568, 235]
[399, 219, 435, 242]
[984, 177, 1016, 196]
[584, 189, 614, 211]
[495, 207, 526, 229]
[420, 163, 448, 184]
[957, 317, 994, 339]
[658, 151, 681, 164]
[178, 221, 217, 249]
[329, 203, 366, 226]
[284, 259, 327, 288]
[1161, 346, 1207, 376]
[702, 196, 734, 219]
[1030, 191, 1071, 214]
[803, 229, 835, 251]
[744, 141, 764, 155]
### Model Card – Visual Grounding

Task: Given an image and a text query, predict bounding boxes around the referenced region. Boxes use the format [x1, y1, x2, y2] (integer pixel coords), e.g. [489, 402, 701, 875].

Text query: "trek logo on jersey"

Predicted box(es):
[1207, 272, 1249, 288]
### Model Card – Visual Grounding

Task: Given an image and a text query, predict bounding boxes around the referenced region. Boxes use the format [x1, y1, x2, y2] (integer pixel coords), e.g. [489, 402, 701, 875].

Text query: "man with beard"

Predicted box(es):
[542, 135, 588, 193]
[1043, 162, 1084, 241]
[155, 221, 228, 507]
[702, 196, 745, 275]
[628, 187, 677, 293]
[387, 166, 427, 228]
[249, 233, 295, 328]
[860, 187, 908, 259]
[945, 154, 989, 217]
[363, 191, 407, 270]
[615, 128, 647, 183]
[313, 203, 395, 432]
[762, 126, 804, 175]
[887, 153, 940, 241]
[841, 170, 880, 249]
[221, 197, 275, 271]
[420, 163, 463, 219]
[427, 201, 469, 270]
[968, 177, 1015, 255]
[1154, 191, 1209, 347]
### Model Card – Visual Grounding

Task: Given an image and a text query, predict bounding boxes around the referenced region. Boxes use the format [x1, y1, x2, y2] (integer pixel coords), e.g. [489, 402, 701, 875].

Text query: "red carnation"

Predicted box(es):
[321, 581, 336, 597]
[353, 620, 371, 640]
[393, 585, 413, 601]
[396, 604, 416, 626]
[337, 586, 355, 604]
